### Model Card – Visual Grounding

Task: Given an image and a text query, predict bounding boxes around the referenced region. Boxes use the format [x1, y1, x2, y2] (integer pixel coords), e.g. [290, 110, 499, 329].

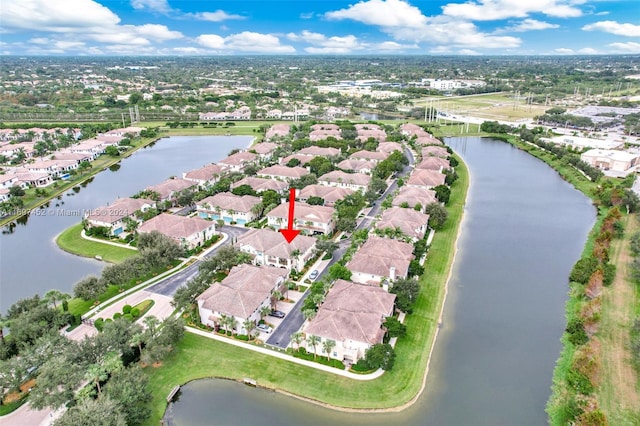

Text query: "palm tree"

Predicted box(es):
[259, 305, 271, 320]
[302, 308, 316, 321]
[243, 319, 256, 338]
[0, 315, 7, 343]
[143, 315, 160, 339]
[308, 335, 321, 359]
[323, 339, 336, 361]
[44, 289, 70, 309]
[227, 316, 238, 335]
[129, 331, 146, 354]
[270, 290, 282, 310]
[290, 331, 303, 352]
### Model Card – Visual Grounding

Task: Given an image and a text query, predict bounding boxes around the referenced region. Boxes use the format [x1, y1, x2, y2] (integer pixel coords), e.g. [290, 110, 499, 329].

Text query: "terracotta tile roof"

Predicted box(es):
[336, 159, 375, 173]
[183, 163, 227, 182]
[375, 207, 430, 239]
[318, 170, 371, 187]
[346, 236, 414, 278]
[376, 142, 403, 153]
[258, 165, 310, 179]
[266, 202, 335, 224]
[138, 213, 214, 239]
[197, 264, 288, 318]
[236, 228, 316, 260]
[298, 184, 355, 205]
[392, 186, 437, 208]
[281, 154, 312, 166]
[86, 197, 154, 224]
[304, 280, 395, 344]
[297, 146, 341, 157]
[251, 142, 278, 155]
[406, 169, 446, 188]
[421, 146, 449, 158]
[146, 178, 194, 200]
[349, 150, 390, 162]
[198, 192, 261, 213]
[219, 151, 257, 166]
[416, 156, 450, 171]
[231, 176, 289, 193]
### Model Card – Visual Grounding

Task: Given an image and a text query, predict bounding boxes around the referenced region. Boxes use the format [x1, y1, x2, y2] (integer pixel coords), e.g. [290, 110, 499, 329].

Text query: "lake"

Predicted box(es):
[0, 135, 252, 313]
[165, 136, 596, 425]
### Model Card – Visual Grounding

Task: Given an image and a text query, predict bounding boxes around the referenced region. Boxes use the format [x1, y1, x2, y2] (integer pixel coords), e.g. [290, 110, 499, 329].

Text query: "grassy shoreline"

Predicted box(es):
[55, 223, 137, 264]
[141, 153, 469, 425]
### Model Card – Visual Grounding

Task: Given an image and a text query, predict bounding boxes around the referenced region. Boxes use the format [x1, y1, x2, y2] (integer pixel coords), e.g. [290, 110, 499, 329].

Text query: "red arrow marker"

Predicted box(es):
[279, 188, 300, 243]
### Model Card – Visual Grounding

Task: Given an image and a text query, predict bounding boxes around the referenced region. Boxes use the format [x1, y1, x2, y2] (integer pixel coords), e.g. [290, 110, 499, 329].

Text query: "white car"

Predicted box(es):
[257, 324, 273, 334]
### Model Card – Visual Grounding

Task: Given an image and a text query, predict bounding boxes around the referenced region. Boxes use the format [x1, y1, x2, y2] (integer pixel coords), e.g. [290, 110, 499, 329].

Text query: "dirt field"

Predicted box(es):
[598, 215, 640, 424]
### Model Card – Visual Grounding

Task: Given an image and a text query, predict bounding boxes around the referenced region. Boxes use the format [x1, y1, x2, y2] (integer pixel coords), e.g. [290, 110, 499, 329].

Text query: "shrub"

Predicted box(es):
[62, 300, 69, 312]
[235, 334, 249, 341]
[123, 313, 133, 322]
[602, 263, 616, 287]
[94, 318, 104, 331]
[566, 318, 589, 346]
[113, 312, 122, 320]
[567, 368, 594, 395]
[130, 308, 140, 318]
[122, 305, 132, 314]
[569, 257, 599, 285]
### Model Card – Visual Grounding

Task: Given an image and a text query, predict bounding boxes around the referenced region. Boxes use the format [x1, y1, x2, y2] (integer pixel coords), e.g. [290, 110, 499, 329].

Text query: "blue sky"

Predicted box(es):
[1, 0, 639, 55]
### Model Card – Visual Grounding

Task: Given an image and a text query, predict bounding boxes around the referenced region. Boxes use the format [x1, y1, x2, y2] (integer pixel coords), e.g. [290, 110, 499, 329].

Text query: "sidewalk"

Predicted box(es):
[186, 326, 384, 381]
[80, 229, 137, 250]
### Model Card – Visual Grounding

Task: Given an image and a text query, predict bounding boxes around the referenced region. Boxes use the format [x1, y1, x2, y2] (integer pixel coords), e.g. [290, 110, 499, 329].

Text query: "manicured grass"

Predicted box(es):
[0, 396, 28, 416]
[56, 223, 137, 264]
[134, 299, 155, 318]
[142, 155, 469, 425]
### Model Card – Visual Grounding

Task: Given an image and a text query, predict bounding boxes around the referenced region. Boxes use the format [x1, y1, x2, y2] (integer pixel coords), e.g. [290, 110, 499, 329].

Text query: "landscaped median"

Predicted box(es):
[56, 223, 138, 264]
[141, 154, 469, 425]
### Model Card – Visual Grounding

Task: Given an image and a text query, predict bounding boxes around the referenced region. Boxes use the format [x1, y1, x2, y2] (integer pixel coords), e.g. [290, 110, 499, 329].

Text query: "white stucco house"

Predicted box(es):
[235, 228, 317, 272]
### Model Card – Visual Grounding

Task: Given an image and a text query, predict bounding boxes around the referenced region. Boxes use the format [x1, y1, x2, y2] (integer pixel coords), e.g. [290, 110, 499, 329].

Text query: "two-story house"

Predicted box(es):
[235, 228, 316, 272]
[266, 202, 335, 236]
[196, 192, 261, 226]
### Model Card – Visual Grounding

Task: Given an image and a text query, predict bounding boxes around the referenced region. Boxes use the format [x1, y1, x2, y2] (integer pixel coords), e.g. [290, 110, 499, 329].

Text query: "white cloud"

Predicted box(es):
[196, 32, 295, 53]
[608, 42, 640, 53]
[287, 30, 327, 43]
[582, 21, 640, 37]
[459, 49, 480, 55]
[130, 0, 172, 13]
[187, 10, 245, 22]
[2, 0, 120, 33]
[578, 47, 598, 54]
[375, 41, 419, 51]
[442, 0, 585, 21]
[594, 11, 609, 16]
[326, 0, 428, 28]
[496, 19, 560, 33]
[324, 0, 521, 50]
[554, 47, 575, 54]
[132, 24, 183, 40]
[288, 30, 416, 53]
[300, 12, 315, 19]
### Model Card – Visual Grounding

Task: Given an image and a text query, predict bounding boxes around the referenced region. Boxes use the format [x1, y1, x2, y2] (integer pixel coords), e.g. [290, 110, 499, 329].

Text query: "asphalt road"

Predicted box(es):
[146, 225, 249, 297]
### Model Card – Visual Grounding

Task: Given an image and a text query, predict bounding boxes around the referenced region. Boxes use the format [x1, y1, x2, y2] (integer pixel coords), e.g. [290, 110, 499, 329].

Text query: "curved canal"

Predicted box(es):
[0, 135, 252, 313]
[165, 136, 596, 425]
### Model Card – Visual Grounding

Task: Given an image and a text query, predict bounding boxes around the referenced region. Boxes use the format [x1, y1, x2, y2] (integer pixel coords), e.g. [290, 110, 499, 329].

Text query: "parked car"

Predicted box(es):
[257, 324, 273, 333]
[269, 310, 285, 318]
[309, 270, 319, 281]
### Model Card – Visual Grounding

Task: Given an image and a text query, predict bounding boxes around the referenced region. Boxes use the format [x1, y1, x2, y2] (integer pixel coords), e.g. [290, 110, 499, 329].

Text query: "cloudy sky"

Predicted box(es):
[1, 0, 639, 55]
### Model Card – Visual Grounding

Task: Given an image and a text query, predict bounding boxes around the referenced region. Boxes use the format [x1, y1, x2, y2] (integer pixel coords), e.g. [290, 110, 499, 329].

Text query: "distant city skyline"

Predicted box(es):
[1, 0, 639, 56]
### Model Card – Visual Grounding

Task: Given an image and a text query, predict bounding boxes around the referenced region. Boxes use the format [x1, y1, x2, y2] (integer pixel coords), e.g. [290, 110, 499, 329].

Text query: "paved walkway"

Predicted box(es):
[80, 229, 138, 250]
[93, 290, 174, 323]
[186, 326, 384, 381]
[1, 403, 64, 426]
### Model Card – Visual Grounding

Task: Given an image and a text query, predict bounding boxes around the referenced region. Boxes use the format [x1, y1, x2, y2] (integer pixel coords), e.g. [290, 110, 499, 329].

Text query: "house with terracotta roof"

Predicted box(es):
[0, 188, 9, 202]
[182, 163, 228, 187]
[235, 228, 317, 272]
[349, 150, 390, 163]
[400, 123, 430, 138]
[318, 170, 371, 193]
[266, 202, 335, 235]
[197, 264, 289, 335]
[422, 146, 449, 158]
[375, 207, 430, 241]
[414, 135, 443, 146]
[406, 169, 446, 189]
[336, 159, 375, 174]
[231, 176, 289, 194]
[298, 184, 355, 207]
[296, 146, 341, 158]
[137, 213, 216, 249]
[196, 192, 261, 226]
[392, 186, 437, 212]
[376, 142, 403, 153]
[218, 151, 258, 172]
[250, 142, 278, 160]
[346, 236, 414, 285]
[24, 159, 79, 178]
[355, 124, 387, 142]
[145, 178, 195, 204]
[257, 165, 309, 181]
[302, 279, 395, 363]
[309, 126, 342, 142]
[12, 170, 52, 187]
[0, 174, 20, 189]
[265, 124, 291, 141]
[415, 156, 450, 172]
[280, 153, 312, 166]
[85, 197, 155, 236]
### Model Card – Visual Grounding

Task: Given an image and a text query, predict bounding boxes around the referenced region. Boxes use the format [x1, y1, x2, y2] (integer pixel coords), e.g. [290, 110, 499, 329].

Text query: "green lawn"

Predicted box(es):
[56, 223, 137, 264]
[142, 155, 469, 425]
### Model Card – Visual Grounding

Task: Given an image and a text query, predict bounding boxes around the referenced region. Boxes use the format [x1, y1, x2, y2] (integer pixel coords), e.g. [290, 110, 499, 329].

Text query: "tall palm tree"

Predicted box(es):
[0, 315, 7, 343]
[44, 289, 69, 309]
[259, 305, 271, 320]
[243, 319, 256, 339]
[270, 290, 282, 310]
[290, 332, 303, 352]
[308, 335, 321, 359]
[227, 316, 237, 335]
[323, 339, 336, 361]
